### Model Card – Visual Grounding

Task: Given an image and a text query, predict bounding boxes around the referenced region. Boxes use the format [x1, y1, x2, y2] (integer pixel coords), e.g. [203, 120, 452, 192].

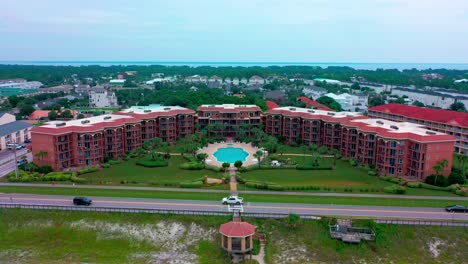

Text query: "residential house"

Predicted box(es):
[249, 75, 265, 85]
[303, 86, 327, 100]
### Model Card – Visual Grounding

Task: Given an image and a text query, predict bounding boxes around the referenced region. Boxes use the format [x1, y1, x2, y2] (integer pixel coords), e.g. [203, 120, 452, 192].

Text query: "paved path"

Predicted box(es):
[0, 152, 32, 177]
[1, 183, 467, 201]
[229, 167, 238, 195]
[1, 193, 467, 221]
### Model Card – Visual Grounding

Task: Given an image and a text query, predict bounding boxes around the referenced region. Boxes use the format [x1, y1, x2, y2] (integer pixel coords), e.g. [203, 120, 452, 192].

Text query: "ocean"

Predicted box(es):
[0, 61, 467, 70]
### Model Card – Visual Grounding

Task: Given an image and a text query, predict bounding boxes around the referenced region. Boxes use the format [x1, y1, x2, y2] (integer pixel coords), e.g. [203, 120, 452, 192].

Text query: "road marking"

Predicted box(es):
[0, 196, 453, 216]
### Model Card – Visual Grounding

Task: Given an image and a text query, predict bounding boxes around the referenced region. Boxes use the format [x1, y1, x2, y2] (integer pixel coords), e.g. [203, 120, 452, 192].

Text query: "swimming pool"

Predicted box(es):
[213, 147, 249, 163]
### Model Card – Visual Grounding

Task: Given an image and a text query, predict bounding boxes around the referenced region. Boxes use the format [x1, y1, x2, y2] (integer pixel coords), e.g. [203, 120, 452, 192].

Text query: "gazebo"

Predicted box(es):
[219, 220, 256, 254]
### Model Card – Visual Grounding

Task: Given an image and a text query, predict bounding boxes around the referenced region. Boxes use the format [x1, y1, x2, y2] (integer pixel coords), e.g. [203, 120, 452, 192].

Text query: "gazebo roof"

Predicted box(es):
[219, 221, 256, 237]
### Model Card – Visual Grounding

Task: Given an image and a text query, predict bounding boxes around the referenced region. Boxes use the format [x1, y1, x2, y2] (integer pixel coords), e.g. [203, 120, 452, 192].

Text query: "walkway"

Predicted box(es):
[229, 166, 238, 195]
[252, 235, 266, 264]
[0, 183, 466, 201]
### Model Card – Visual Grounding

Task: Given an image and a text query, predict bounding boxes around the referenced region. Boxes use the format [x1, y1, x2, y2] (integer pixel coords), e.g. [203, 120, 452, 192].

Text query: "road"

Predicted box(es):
[1, 183, 467, 201]
[1, 193, 467, 221]
[0, 149, 32, 177]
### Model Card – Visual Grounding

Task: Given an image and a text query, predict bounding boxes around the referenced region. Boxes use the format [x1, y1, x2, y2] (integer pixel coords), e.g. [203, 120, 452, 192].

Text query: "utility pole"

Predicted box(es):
[12, 139, 19, 179]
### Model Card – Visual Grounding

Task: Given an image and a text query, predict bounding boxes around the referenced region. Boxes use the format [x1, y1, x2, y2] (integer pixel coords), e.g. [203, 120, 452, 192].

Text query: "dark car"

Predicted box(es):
[445, 205, 468, 213]
[16, 159, 28, 166]
[24, 139, 31, 143]
[73, 197, 92, 206]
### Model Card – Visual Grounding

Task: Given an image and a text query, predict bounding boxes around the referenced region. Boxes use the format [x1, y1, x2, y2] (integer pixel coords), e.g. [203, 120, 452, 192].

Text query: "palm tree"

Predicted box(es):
[432, 159, 448, 185]
[197, 153, 208, 168]
[222, 162, 230, 172]
[34, 150, 48, 161]
[254, 150, 263, 168]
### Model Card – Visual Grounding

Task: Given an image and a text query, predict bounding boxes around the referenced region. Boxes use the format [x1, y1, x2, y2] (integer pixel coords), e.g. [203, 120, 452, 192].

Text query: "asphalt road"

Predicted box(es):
[1, 193, 467, 221]
[0, 152, 32, 177]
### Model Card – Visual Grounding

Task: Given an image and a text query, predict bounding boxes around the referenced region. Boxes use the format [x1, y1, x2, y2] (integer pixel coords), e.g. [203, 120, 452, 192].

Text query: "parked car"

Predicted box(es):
[73, 197, 92, 206]
[222, 196, 244, 205]
[445, 205, 468, 213]
[16, 159, 28, 166]
[6, 143, 23, 150]
[24, 139, 32, 143]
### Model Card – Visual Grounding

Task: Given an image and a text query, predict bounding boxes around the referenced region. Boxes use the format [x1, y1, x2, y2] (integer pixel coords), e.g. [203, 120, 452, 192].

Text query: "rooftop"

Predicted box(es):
[351, 119, 446, 136]
[0, 121, 32, 137]
[119, 104, 193, 115]
[40, 114, 131, 129]
[269, 106, 361, 119]
[297, 96, 334, 111]
[219, 221, 256, 237]
[369, 104, 468, 127]
[197, 104, 261, 112]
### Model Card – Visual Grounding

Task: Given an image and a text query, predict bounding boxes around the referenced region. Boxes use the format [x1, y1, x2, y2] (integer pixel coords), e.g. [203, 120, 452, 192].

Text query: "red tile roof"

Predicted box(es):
[369, 104, 468, 127]
[265, 100, 279, 110]
[297, 96, 333, 111]
[219, 221, 256, 237]
[29, 110, 78, 120]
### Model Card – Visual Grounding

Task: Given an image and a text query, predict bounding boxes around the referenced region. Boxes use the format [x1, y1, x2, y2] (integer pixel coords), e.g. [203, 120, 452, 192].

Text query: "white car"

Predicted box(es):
[222, 196, 244, 205]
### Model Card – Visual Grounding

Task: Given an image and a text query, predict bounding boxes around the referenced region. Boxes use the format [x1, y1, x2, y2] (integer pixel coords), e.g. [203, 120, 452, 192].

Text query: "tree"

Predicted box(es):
[77, 113, 85, 119]
[450, 102, 466, 112]
[316, 96, 342, 111]
[412, 100, 425, 107]
[351, 82, 361, 90]
[48, 111, 57, 120]
[432, 159, 448, 186]
[455, 154, 467, 178]
[234, 160, 243, 170]
[254, 150, 263, 168]
[34, 150, 48, 161]
[60, 109, 72, 119]
[277, 145, 286, 157]
[19, 104, 35, 117]
[197, 153, 208, 168]
[222, 162, 230, 172]
[368, 96, 385, 107]
[448, 171, 466, 185]
[317, 146, 328, 155]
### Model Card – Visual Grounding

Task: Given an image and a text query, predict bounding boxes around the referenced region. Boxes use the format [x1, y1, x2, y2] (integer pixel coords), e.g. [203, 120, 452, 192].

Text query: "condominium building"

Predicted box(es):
[196, 104, 262, 138]
[31, 105, 195, 170]
[368, 104, 468, 155]
[265, 107, 455, 179]
[89, 88, 119, 108]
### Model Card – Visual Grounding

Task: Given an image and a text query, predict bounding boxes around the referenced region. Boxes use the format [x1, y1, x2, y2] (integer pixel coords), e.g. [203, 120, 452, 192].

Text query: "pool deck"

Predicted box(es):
[198, 142, 261, 167]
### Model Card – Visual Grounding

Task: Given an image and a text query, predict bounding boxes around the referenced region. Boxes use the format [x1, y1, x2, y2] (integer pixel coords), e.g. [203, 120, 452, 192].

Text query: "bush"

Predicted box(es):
[108, 160, 122, 165]
[70, 176, 86, 183]
[123, 156, 130, 161]
[180, 181, 203, 188]
[179, 161, 204, 170]
[349, 159, 357, 167]
[76, 167, 98, 175]
[267, 185, 285, 191]
[36, 165, 53, 174]
[455, 189, 468, 196]
[383, 185, 406, 194]
[368, 170, 377, 176]
[419, 183, 451, 191]
[101, 163, 111, 168]
[448, 172, 466, 185]
[136, 160, 168, 167]
[380, 176, 406, 185]
[425, 174, 449, 187]
[407, 182, 421, 188]
[296, 165, 333, 170]
[236, 175, 246, 184]
[205, 165, 222, 172]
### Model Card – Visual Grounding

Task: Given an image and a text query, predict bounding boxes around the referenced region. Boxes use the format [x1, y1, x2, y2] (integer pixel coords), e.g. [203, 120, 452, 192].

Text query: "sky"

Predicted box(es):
[0, 0, 467, 63]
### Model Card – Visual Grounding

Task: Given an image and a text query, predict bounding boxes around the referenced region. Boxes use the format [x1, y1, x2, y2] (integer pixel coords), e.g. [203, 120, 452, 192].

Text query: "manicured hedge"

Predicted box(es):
[383, 185, 406, 194]
[407, 182, 422, 188]
[419, 183, 451, 191]
[296, 165, 333, 170]
[179, 161, 204, 170]
[76, 167, 98, 175]
[135, 160, 168, 167]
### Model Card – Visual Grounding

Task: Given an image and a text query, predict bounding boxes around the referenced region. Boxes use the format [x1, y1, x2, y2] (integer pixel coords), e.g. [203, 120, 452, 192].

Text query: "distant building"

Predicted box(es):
[240, 77, 248, 84]
[264, 90, 286, 101]
[0, 78, 27, 84]
[324, 92, 367, 111]
[303, 86, 327, 99]
[297, 96, 333, 111]
[39, 85, 73, 94]
[28, 110, 78, 120]
[390, 87, 468, 109]
[422, 73, 443, 80]
[0, 112, 32, 151]
[314, 78, 341, 85]
[454, 79, 468, 83]
[109, 79, 126, 85]
[89, 88, 119, 108]
[0, 80, 43, 89]
[232, 93, 246, 98]
[75, 84, 92, 94]
[249, 75, 264, 85]
[232, 77, 240, 85]
[208, 76, 223, 83]
[189, 86, 198, 91]
[224, 77, 232, 84]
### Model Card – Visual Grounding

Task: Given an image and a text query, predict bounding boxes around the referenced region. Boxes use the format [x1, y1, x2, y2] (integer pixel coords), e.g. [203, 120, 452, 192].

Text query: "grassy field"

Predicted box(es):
[0, 209, 466, 263]
[0, 186, 465, 208]
[82, 156, 224, 185]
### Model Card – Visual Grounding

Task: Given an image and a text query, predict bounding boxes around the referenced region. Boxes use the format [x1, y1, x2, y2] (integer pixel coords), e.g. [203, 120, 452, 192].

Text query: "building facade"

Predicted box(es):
[89, 88, 119, 108]
[0, 112, 32, 151]
[369, 104, 468, 155]
[265, 107, 455, 180]
[196, 104, 262, 138]
[31, 105, 196, 170]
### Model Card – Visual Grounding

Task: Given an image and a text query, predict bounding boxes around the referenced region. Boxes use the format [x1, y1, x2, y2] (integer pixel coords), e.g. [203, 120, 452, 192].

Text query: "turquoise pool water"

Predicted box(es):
[214, 147, 249, 163]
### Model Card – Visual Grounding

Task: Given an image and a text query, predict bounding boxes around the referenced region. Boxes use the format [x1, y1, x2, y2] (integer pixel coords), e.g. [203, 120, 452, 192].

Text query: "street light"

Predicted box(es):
[11, 139, 19, 179]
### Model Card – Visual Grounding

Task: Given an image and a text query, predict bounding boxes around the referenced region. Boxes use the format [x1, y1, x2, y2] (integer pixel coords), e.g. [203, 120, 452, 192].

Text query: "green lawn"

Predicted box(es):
[245, 158, 391, 190]
[83, 156, 224, 185]
[0, 186, 465, 208]
[0, 210, 466, 263]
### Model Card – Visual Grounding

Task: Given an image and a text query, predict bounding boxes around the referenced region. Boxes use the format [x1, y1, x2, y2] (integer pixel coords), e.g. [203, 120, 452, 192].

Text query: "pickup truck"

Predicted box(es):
[222, 196, 244, 205]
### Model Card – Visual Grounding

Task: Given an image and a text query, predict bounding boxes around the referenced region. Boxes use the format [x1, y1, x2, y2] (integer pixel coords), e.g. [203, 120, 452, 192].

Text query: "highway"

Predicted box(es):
[1, 193, 468, 221]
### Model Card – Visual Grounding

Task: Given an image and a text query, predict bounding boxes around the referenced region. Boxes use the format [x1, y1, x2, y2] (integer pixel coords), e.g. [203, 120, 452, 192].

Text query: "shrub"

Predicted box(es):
[419, 183, 451, 191]
[180, 181, 203, 188]
[407, 182, 421, 188]
[296, 165, 333, 170]
[380, 176, 406, 185]
[368, 170, 377, 176]
[383, 185, 406, 194]
[179, 161, 204, 170]
[123, 156, 130, 161]
[425, 174, 449, 187]
[267, 185, 284, 191]
[205, 165, 222, 172]
[70, 176, 86, 183]
[101, 163, 111, 168]
[36, 165, 53, 174]
[76, 167, 98, 175]
[236, 175, 246, 184]
[448, 172, 466, 185]
[455, 189, 468, 196]
[108, 160, 122, 165]
[349, 159, 357, 167]
[136, 160, 168, 167]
